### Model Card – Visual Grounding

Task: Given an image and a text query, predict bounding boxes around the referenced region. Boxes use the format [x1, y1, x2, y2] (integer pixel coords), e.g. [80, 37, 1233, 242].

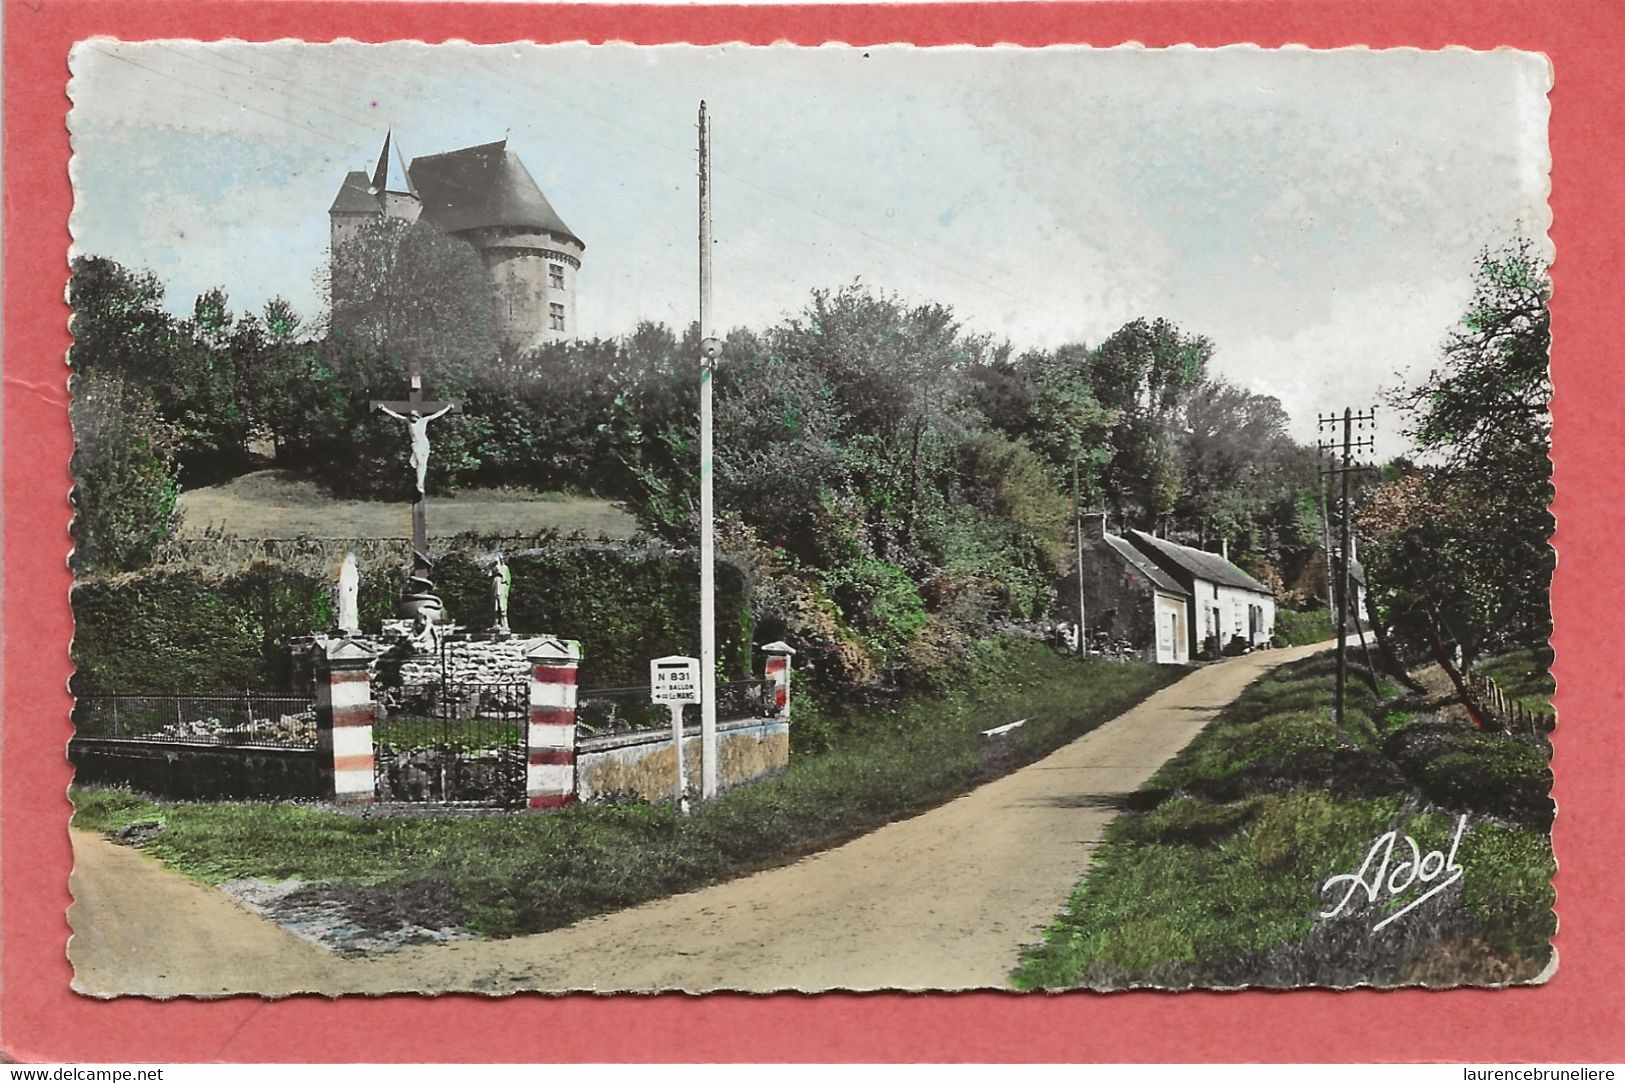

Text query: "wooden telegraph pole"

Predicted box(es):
[1316, 406, 1376, 734]
[1073, 458, 1087, 655]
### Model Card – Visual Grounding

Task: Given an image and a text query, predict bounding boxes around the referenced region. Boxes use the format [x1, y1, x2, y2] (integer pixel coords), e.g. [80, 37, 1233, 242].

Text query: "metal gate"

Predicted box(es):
[373, 681, 528, 807]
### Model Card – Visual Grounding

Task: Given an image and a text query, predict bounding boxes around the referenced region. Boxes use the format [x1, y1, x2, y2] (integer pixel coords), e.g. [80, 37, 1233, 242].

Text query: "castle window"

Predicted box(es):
[549, 263, 565, 290]
[549, 302, 566, 331]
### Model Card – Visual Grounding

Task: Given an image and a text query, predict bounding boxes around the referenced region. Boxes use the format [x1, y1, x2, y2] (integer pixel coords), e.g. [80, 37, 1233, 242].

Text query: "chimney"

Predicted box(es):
[1082, 511, 1107, 541]
[1221, 538, 1229, 561]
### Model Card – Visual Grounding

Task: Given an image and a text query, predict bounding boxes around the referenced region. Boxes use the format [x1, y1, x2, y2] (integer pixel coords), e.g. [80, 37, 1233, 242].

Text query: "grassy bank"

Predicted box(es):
[1015, 651, 1554, 989]
[1476, 648, 1556, 714]
[73, 638, 1180, 941]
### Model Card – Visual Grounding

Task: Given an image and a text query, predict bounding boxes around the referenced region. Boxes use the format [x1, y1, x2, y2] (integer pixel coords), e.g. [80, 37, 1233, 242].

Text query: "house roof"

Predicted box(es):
[1103, 534, 1189, 597]
[329, 170, 381, 215]
[1127, 531, 1273, 595]
[408, 140, 582, 247]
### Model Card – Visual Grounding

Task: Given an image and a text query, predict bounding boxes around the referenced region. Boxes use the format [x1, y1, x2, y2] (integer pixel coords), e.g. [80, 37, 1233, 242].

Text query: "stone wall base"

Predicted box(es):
[575, 718, 790, 804]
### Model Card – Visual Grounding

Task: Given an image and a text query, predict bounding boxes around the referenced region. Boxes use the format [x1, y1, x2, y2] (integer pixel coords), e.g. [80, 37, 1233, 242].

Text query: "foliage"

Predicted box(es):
[69, 250, 1344, 702]
[69, 371, 183, 573]
[818, 558, 927, 669]
[70, 544, 754, 694]
[72, 640, 1180, 939]
[325, 217, 496, 381]
[1368, 240, 1553, 663]
[1270, 606, 1332, 647]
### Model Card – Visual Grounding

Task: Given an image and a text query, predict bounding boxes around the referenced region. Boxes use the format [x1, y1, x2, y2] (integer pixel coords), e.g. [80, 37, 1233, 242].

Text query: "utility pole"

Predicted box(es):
[1073, 458, 1087, 655]
[697, 101, 721, 801]
[1317, 406, 1377, 735]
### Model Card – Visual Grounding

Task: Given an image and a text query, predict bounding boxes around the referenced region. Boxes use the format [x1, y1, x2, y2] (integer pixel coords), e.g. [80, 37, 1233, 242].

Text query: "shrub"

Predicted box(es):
[71, 544, 754, 694]
[819, 558, 928, 670]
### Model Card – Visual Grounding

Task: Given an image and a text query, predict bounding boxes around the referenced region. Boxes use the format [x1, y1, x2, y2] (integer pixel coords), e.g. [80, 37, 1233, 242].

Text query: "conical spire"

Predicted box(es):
[370, 131, 416, 197]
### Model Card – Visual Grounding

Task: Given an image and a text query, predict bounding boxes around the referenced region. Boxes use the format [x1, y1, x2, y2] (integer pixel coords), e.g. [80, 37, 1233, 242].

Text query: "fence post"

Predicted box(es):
[313, 637, 378, 804]
[762, 641, 796, 720]
[525, 637, 581, 811]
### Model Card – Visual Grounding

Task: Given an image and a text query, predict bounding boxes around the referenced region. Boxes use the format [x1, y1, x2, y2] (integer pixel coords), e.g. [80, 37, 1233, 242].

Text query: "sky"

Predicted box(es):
[67, 42, 1552, 444]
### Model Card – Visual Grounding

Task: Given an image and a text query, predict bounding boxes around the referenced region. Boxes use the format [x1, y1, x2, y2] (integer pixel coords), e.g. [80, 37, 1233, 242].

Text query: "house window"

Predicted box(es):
[549, 263, 565, 290]
[549, 303, 566, 331]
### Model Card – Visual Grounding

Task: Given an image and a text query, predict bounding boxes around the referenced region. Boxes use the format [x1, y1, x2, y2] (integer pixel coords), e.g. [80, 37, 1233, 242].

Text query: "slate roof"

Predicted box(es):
[372, 132, 416, 196]
[328, 170, 381, 215]
[1102, 534, 1189, 597]
[408, 140, 582, 247]
[1127, 530, 1273, 595]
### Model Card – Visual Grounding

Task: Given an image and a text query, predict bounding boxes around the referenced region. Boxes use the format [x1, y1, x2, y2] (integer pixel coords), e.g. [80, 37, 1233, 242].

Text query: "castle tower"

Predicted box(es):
[327, 132, 422, 252]
[328, 135, 584, 351]
[408, 140, 585, 349]
[371, 132, 422, 224]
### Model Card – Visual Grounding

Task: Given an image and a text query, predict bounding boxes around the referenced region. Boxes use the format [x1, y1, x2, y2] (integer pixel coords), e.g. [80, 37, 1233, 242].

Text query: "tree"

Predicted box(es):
[68, 256, 176, 379]
[326, 217, 496, 387]
[1088, 318, 1212, 530]
[70, 370, 182, 572]
[1366, 240, 1553, 669]
[69, 257, 251, 483]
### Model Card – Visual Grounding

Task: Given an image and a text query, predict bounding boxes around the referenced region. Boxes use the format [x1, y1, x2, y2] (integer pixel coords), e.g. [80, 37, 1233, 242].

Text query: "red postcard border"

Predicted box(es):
[5, 0, 1622, 1064]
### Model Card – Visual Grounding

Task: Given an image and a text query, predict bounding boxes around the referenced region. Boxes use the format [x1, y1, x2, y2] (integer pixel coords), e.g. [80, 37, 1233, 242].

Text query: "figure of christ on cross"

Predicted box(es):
[371, 372, 460, 568]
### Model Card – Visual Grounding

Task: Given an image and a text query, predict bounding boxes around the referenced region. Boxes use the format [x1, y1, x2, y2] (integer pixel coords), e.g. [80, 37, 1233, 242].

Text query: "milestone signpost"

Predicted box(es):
[651, 655, 701, 814]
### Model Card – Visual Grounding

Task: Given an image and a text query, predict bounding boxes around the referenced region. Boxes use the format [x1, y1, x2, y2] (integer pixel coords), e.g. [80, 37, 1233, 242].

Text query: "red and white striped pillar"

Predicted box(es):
[525, 637, 582, 810]
[313, 638, 377, 804]
[762, 641, 796, 719]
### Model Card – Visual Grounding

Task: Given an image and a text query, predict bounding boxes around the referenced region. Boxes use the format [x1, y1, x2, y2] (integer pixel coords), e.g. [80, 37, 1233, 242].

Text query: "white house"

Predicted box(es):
[1126, 531, 1277, 657]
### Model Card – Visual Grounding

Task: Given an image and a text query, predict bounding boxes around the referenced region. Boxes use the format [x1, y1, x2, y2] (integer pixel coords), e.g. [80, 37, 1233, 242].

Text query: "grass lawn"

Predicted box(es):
[1015, 651, 1555, 989]
[1475, 648, 1556, 714]
[73, 638, 1181, 940]
[175, 469, 638, 540]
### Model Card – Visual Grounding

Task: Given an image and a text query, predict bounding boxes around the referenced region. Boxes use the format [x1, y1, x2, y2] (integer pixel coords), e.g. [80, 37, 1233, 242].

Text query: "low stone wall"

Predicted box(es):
[576, 717, 790, 804]
[289, 632, 537, 705]
[69, 738, 325, 800]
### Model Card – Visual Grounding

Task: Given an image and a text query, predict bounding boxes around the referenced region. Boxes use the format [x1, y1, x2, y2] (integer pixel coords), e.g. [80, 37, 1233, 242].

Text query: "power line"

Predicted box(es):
[85, 47, 352, 149]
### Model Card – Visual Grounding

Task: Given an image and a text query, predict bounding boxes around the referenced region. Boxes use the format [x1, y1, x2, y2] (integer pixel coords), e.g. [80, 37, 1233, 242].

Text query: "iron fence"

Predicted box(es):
[373, 680, 529, 806]
[73, 693, 318, 748]
[575, 678, 777, 738]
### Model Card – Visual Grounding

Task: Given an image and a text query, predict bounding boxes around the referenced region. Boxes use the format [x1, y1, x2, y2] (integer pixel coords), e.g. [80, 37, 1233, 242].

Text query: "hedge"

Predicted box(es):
[71, 544, 753, 694]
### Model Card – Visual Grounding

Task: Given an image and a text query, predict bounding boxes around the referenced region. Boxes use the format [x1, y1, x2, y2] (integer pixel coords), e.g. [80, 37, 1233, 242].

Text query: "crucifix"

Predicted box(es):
[371, 372, 461, 612]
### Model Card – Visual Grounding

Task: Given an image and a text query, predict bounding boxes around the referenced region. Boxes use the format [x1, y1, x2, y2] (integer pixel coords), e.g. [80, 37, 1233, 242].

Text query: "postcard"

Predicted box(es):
[63, 40, 1554, 997]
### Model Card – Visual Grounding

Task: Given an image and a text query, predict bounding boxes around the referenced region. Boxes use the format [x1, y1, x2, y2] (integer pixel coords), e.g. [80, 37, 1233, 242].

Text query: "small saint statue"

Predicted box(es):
[375, 401, 455, 498]
[336, 551, 361, 635]
[490, 552, 512, 634]
[410, 607, 442, 654]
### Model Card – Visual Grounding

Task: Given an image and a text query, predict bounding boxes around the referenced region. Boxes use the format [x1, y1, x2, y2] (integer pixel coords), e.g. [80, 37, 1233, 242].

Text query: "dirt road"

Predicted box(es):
[70, 642, 1329, 997]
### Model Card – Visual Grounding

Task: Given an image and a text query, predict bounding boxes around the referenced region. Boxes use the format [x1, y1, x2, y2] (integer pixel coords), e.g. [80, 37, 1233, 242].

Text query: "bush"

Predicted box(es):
[70, 371, 183, 573]
[1272, 606, 1332, 647]
[819, 558, 927, 670]
[71, 544, 754, 694]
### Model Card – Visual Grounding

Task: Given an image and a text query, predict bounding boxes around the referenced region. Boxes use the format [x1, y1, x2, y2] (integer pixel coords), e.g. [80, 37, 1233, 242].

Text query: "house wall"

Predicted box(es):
[1153, 591, 1189, 664]
[1073, 539, 1162, 660]
[1189, 579, 1276, 654]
